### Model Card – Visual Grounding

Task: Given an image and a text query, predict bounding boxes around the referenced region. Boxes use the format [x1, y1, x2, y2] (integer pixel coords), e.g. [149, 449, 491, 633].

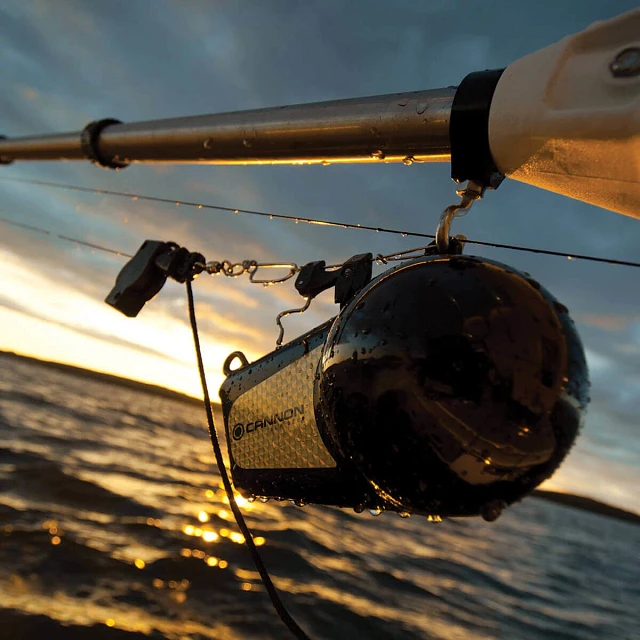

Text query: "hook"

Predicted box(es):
[435, 181, 485, 254]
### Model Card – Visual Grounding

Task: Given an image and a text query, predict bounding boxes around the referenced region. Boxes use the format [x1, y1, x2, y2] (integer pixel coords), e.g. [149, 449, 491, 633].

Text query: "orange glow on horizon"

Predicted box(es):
[0, 249, 259, 398]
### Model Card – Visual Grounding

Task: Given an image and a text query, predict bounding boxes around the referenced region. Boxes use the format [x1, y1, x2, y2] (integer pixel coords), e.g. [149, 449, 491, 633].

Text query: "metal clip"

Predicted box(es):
[249, 263, 299, 285]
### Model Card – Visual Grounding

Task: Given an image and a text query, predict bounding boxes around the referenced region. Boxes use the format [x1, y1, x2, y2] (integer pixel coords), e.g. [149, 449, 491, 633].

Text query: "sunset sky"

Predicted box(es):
[1, 0, 639, 512]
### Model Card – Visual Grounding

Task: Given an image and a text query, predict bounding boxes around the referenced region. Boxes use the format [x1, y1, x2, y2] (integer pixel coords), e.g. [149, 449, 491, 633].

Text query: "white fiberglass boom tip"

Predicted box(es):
[489, 8, 639, 218]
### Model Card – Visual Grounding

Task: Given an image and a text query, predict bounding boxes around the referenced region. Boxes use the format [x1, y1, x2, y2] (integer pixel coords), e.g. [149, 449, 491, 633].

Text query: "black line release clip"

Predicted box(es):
[105, 240, 204, 317]
[295, 253, 373, 308]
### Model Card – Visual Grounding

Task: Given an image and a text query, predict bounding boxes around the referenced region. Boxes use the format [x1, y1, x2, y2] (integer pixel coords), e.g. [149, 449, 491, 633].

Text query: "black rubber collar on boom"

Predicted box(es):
[450, 69, 505, 190]
[81, 118, 129, 170]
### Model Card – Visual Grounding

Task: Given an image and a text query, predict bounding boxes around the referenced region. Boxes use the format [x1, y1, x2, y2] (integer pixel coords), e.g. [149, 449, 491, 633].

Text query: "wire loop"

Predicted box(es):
[275, 297, 312, 347]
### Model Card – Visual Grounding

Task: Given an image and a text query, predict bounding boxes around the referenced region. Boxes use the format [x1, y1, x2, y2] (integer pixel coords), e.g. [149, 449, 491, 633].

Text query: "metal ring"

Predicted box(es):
[223, 351, 249, 376]
[221, 260, 244, 276]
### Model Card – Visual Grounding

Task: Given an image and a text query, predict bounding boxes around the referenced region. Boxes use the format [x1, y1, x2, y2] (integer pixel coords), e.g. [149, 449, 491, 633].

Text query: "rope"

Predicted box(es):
[186, 279, 312, 640]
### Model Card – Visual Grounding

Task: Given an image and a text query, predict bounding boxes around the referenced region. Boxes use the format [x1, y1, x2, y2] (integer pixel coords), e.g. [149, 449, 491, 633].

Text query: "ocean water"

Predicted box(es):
[0, 354, 638, 640]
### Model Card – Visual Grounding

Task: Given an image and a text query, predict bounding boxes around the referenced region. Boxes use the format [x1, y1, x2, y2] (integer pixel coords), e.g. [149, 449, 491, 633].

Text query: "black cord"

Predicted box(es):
[2, 176, 639, 269]
[186, 279, 312, 640]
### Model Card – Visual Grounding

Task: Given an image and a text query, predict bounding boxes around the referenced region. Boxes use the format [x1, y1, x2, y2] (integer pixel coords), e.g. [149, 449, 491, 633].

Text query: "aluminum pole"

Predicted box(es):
[0, 88, 454, 166]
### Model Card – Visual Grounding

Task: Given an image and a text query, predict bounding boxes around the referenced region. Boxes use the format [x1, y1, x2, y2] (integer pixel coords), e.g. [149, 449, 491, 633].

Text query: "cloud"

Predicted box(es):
[0, 293, 183, 364]
[1, 0, 640, 510]
[579, 314, 634, 331]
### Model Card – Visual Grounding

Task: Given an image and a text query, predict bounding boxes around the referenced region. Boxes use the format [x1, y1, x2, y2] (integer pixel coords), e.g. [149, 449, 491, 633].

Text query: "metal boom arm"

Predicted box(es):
[1, 8, 638, 218]
[0, 89, 454, 166]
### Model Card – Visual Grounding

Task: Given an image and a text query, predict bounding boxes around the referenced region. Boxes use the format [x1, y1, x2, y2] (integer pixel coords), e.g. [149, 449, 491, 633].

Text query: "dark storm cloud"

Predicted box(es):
[1, 1, 639, 477]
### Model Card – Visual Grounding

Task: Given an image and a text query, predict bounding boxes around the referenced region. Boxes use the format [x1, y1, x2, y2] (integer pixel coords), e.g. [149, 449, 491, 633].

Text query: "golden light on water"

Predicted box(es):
[202, 531, 218, 542]
[134, 558, 146, 569]
[197, 510, 209, 523]
[218, 560, 228, 569]
[205, 489, 214, 498]
[105, 619, 115, 627]
[51, 536, 61, 545]
[217, 509, 230, 520]
[254, 536, 266, 546]
[180, 548, 192, 557]
[206, 557, 218, 567]
[241, 583, 252, 591]
[183, 525, 195, 536]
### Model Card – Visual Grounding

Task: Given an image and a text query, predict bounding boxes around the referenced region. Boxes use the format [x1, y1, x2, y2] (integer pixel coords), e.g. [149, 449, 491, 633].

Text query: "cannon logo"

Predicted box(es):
[232, 404, 305, 441]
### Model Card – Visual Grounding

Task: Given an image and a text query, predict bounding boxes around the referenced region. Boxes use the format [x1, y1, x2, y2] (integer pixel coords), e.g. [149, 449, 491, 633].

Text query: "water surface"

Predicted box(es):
[1, 354, 638, 639]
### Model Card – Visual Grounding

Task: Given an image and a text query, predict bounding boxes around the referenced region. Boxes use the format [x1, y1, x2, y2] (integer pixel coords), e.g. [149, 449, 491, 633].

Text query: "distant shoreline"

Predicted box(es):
[1, 349, 638, 526]
[531, 490, 639, 526]
[0, 349, 209, 408]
